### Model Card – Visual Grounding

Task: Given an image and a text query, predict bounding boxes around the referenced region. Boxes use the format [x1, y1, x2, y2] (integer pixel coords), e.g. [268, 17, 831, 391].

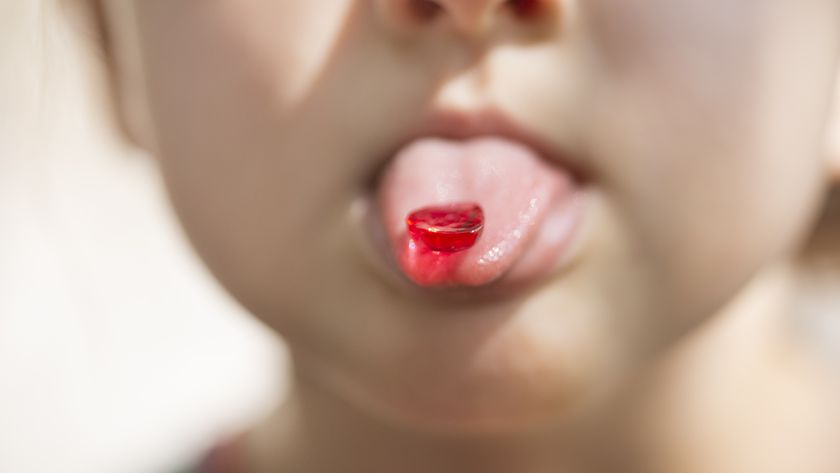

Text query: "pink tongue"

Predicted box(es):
[378, 137, 572, 286]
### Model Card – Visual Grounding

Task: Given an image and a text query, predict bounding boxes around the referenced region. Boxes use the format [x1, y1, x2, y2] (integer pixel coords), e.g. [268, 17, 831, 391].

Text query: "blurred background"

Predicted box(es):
[1, 2, 285, 472]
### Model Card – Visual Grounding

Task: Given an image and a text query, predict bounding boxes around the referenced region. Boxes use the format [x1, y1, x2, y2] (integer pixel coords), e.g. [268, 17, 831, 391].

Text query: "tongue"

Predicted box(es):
[378, 137, 573, 287]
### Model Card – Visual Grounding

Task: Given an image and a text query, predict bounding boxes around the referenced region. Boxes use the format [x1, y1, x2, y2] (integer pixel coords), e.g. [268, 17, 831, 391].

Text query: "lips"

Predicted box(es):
[374, 111, 587, 288]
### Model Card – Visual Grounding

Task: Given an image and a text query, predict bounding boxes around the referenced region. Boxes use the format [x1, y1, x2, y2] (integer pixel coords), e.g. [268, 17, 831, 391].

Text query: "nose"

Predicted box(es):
[376, 0, 556, 39]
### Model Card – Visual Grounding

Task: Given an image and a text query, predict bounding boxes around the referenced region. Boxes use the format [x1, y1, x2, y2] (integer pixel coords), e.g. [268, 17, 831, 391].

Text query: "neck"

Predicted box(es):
[632, 263, 840, 472]
[246, 370, 612, 473]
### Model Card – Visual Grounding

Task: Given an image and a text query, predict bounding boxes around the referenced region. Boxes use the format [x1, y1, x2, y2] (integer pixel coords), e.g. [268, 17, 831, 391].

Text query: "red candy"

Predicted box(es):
[406, 202, 484, 253]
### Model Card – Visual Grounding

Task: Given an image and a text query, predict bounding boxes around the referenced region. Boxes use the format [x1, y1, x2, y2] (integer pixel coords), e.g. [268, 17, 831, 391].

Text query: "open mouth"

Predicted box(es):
[368, 108, 589, 290]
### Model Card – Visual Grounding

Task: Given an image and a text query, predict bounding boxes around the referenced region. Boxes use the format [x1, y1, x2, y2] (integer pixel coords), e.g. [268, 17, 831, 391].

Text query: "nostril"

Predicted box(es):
[408, 0, 443, 21]
[382, 0, 555, 34]
[506, 0, 545, 18]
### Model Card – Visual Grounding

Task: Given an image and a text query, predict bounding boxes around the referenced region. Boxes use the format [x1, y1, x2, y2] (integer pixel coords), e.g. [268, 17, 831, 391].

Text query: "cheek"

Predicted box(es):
[134, 0, 354, 107]
[131, 1, 358, 313]
[581, 0, 834, 322]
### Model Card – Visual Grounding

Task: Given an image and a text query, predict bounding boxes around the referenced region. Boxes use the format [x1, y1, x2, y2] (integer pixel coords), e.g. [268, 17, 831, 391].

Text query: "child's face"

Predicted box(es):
[110, 1, 839, 431]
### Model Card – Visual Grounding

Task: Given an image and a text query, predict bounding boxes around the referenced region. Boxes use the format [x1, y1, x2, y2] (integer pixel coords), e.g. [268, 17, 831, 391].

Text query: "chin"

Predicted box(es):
[350, 373, 593, 436]
[313, 329, 607, 436]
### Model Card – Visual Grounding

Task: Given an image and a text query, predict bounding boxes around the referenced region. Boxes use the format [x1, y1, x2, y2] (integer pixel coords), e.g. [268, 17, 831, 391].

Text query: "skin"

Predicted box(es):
[91, 0, 840, 471]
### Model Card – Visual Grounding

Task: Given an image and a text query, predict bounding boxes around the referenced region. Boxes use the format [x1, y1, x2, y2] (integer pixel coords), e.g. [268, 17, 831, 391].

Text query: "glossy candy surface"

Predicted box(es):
[406, 203, 484, 253]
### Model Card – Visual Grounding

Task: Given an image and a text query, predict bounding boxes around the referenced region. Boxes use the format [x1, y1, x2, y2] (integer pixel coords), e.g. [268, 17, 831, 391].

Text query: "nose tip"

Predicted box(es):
[378, 0, 554, 39]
